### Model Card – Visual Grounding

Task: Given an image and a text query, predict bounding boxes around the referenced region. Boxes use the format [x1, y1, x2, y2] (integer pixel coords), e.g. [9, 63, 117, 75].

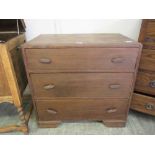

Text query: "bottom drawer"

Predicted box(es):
[131, 93, 155, 116]
[35, 99, 129, 121]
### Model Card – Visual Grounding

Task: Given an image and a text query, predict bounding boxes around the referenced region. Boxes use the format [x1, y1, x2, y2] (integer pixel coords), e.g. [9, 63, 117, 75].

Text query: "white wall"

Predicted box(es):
[25, 19, 142, 41]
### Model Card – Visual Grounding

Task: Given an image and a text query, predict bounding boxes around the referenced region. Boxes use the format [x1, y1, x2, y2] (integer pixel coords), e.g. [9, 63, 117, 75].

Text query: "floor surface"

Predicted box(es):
[0, 103, 155, 135]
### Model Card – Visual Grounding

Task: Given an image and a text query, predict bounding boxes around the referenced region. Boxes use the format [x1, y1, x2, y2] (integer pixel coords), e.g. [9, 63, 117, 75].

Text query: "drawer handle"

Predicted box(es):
[145, 103, 155, 110]
[149, 80, 155, 88]
[106, 107, 117, 113]
[0, 40, 5, 43]
[111, 57, 124, 63]
[44, 84, 55, 90]
[47, 108, 57, 114]
[39, 58, 51, 64]
[144, 37, 155, 43]
[109, 84, 120, 89]
[17, 46, 21, 50]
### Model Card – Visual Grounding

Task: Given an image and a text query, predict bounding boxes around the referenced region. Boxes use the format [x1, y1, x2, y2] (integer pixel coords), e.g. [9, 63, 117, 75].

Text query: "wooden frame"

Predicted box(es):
[0, 33, 32, 134]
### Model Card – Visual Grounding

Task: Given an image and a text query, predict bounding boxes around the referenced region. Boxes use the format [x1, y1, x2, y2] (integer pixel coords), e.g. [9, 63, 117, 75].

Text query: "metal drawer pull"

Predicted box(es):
[47, 108, 57, 114]
[0, 40, 5, 43]
[145, 103, 155, 110]
[109, 84, 120, 89]
[17, 46, 21, 50]
[39, 58, 51, 64]
[44, 84, 55, 90]
[111, 57, 124, 63]
[106, 107, 117, 113]
[149, 80, 155, 88]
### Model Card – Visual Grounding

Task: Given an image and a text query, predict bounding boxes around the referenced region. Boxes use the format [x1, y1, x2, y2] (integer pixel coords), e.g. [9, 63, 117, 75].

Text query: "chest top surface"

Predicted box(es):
[22, 33, 141, 49]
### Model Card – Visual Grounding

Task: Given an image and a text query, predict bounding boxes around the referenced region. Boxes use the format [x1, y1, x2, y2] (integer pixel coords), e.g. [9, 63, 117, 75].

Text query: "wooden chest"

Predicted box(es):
[0, 19, 32, 133]
[131, 20, 155, 116]
[22, 34, 142, 127]
[0, 20, 27, 101]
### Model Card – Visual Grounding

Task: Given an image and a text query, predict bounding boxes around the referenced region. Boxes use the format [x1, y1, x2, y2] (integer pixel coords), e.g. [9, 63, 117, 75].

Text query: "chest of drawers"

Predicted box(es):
[131, 20, 155, 116]
[22, 34, 142, 128]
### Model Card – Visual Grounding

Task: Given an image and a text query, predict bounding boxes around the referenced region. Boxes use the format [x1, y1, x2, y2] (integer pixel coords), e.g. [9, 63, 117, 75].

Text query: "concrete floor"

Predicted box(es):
[0, 103, 155, 135]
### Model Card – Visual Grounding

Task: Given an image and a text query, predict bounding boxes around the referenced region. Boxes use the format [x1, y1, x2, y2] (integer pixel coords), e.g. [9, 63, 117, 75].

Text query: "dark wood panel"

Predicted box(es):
[30, 73, 133, 99]
[36, 99, 129, 121]
[10, 47, 27, 95]
[146, 20, 155, 36]
[138, 19, 149, 42]
[139, 49, 155, 72]
[139, 20, 155, 49]
[135, 71, 155, 95]
[25, 48, 139, 72]
[131, 93, 155, 116]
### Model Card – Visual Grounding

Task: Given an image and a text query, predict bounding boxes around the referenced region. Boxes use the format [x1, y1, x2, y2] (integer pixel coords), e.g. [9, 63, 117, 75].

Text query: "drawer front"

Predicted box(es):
[139, 49, 155, 72]
[135, 71, 155, 95]
[25, 48, 138, 72]
[36, 99, 129, 121]
[146, 20, 155, 36]
[131, 93, 155, 116]
[30, 73, 133, 99]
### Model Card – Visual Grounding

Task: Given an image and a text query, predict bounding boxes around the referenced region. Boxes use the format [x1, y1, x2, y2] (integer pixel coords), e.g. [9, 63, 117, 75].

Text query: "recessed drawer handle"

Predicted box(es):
[109, 84, 120, 89]
[145, 103, 155, 110]
[39, 58, 51, 64]
[111, 57, 124, 63]
[106, 107, 117, 113]
[47, 108, 57, 114]
[144, 37, 155, 43]
[44, 84, 55, 90]
[149, 80, 155, 88]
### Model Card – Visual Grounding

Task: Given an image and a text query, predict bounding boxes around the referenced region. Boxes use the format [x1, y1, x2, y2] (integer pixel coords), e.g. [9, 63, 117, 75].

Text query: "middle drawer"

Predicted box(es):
[30, 73, 133, 99]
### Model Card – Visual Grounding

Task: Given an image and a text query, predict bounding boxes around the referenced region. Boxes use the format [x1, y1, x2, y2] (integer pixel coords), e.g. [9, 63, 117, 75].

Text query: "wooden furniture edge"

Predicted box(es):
[0, 43, 31, 134]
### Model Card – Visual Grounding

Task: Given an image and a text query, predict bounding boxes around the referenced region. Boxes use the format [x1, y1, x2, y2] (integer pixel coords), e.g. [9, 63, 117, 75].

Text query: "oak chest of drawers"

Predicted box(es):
[22, 34, 142, 127]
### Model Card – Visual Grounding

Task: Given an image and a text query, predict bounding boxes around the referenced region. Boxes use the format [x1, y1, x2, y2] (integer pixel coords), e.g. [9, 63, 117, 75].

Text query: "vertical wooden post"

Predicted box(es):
[0, 45, 27, 127]
[0, 45, 22, 107]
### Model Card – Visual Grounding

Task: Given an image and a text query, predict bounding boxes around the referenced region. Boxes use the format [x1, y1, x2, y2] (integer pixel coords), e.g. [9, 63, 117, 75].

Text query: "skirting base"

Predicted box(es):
[103, 120, 126, 127]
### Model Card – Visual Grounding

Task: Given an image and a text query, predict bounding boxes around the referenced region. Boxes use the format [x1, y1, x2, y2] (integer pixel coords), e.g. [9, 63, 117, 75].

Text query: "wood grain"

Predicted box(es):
[135, 71, 155, 95]
[36, 99, 129, 121]
[139, 49, 155, 71]
[22, 34, 141, 128]
[131, 93, 155, 116]
[10, 46, 27, 95]
[0, 22, 31, 134]
[25, 48, 139, 73]
[131, 19, 155, 116]
[22, 34, 141, 49]
[30, 73, 133, 99]
[146, 20, 155, 36]
[0, 49, 11, 97]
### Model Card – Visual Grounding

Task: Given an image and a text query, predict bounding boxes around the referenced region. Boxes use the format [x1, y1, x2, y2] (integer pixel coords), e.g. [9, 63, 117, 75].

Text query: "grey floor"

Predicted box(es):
[0, 103, 155, 135]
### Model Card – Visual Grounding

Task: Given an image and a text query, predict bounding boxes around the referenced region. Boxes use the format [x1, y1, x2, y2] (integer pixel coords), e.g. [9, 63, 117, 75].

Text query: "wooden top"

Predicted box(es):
[22, 34, 141, 49]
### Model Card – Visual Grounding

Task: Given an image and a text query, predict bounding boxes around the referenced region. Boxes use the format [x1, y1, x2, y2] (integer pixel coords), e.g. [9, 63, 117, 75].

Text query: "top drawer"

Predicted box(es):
[24, 48, 139, 72]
